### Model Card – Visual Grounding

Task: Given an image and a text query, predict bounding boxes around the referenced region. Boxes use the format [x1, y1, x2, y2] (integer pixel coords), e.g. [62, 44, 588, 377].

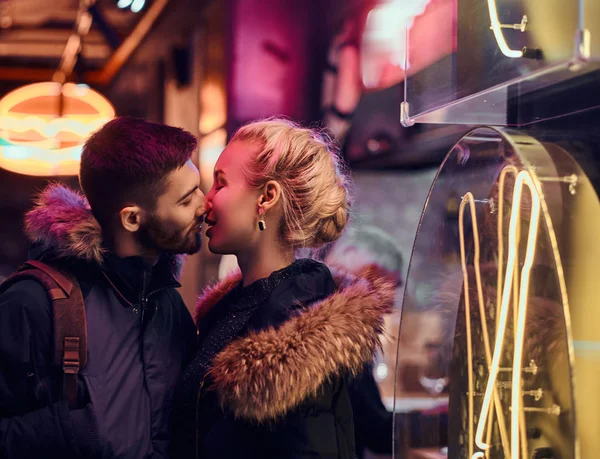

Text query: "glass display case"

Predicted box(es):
[393, 127, 600, 459]
[400, 0, 600, 126]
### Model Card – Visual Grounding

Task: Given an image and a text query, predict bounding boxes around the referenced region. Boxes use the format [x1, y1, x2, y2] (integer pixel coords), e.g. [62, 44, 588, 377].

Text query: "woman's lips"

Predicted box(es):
[204, 216, 216, 238]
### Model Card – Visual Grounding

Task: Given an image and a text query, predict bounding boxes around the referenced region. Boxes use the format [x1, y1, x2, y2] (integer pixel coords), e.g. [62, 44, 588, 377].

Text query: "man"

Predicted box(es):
[0, 117, 206, 458]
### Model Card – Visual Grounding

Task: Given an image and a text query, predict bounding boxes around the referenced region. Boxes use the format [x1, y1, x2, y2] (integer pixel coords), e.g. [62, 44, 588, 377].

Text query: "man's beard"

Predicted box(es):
[138, 214, 202, 255]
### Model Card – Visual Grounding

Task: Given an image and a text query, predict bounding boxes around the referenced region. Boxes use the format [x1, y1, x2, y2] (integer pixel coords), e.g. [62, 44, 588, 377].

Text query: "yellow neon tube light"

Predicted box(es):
[510, 171, 539, 459]
[459, 193, 510, 459]
[459, 193, 477, 459]
[471, 169, 541, 459]
[497, 166, 530, 459]
[487, 0, 523, 58]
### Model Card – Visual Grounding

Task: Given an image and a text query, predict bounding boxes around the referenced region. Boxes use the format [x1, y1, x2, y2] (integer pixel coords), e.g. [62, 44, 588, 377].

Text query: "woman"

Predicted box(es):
[170, 119, 395, 458]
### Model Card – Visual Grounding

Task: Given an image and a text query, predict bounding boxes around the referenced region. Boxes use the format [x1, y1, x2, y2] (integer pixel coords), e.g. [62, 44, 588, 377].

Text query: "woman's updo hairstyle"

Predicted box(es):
[231, 118, 352, 248]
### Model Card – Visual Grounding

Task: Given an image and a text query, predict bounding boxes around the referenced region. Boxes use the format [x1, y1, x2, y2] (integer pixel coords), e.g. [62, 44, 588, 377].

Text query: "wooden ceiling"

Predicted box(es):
[0, 0, 169, 84]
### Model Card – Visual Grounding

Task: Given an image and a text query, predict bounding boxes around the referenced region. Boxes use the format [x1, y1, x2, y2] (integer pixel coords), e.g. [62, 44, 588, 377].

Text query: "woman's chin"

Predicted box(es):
[208, 238, 227, 255]
[207, 239, 219, 254]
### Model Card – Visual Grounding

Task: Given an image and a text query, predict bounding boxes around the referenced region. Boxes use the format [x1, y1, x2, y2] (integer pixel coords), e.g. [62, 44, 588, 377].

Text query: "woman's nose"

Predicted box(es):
[203, 198, 212, 214]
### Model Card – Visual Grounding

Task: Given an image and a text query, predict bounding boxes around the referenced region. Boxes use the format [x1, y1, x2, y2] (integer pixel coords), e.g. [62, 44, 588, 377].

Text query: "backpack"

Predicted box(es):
[0, 260, 87, 408]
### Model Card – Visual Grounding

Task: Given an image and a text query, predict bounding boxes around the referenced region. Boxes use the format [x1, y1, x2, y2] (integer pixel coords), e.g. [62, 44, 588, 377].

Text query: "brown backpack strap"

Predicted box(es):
[2, 261, 87, 408]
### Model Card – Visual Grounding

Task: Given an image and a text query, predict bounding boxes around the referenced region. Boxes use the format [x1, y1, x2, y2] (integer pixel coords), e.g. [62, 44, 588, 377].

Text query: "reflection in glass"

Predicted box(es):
[393, 127, 600, 459]
[402, 0, 600, 125]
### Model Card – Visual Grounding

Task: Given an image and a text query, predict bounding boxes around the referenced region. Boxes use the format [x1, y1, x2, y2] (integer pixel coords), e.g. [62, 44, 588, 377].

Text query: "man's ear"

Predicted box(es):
[257, 180, 281, 212]
[119, 205, 144, 233]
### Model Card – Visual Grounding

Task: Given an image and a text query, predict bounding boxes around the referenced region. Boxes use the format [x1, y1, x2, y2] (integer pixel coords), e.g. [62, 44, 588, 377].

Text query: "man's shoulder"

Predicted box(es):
[162, 286, 187, 307]
[0, 277, 53, 322]
[161, 288, 195, 329]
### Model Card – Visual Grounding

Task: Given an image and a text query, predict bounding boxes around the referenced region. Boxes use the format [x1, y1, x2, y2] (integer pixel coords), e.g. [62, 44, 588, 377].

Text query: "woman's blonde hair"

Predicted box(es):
[231, 118, 352, 248]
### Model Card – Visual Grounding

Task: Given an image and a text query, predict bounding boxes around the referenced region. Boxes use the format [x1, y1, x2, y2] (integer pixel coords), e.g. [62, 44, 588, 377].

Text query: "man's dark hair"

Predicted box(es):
[79, 116, 198, 227]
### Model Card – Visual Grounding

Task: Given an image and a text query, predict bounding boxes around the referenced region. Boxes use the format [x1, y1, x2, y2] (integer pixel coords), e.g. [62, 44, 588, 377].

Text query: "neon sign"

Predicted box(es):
[460, 167, 542, 459]
[487, 0, 526, 58]
[0, 82, 115, 176]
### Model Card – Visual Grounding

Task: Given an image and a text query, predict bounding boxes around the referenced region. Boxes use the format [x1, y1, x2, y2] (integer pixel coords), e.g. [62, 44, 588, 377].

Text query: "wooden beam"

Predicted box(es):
[85, 0, 170, 85]
[0, 42, 110, 60]
[0, 67, 55, 81]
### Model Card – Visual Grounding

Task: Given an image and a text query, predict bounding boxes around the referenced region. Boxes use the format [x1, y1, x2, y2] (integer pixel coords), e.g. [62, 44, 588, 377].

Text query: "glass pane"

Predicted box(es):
[393, 127, 600, 459]
[402, 0, 600, 126]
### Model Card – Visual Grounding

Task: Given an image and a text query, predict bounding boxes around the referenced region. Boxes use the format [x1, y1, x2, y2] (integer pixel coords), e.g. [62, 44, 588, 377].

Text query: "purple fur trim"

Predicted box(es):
[24, 183, 105, 263]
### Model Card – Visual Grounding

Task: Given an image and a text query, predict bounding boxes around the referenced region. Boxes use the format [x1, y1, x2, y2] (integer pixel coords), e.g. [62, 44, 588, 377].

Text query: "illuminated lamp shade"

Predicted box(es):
[0, 82, 115, 176]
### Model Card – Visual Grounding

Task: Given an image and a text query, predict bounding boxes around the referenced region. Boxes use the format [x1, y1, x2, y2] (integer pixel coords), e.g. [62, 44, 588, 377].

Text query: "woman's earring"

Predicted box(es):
[258, 211, 266, 231]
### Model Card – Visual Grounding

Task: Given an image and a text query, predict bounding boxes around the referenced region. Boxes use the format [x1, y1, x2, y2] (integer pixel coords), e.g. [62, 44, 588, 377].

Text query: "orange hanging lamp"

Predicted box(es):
[0, 82, 115, 176]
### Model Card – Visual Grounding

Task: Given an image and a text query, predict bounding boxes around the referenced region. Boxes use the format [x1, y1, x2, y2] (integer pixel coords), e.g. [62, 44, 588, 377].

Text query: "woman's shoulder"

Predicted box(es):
[194, 271, 242, 324]
[249, 258, 335, 330]
[271, 259, 336, 306]
[208, 263, 397, 423]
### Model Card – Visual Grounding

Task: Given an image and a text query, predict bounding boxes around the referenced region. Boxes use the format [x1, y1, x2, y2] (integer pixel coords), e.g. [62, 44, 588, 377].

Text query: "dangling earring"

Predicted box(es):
[258, 210, 266, 231]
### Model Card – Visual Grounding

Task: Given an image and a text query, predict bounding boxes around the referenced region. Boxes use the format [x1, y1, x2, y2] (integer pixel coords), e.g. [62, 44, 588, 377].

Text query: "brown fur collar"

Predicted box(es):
[195, 264, 396, 422]
[24, 183, 185, 277]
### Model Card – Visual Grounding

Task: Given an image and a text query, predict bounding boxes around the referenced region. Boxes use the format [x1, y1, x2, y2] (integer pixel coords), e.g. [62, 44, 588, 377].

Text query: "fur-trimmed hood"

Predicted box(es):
[24, 183, 184, 277]
[194, 265, 396, 422]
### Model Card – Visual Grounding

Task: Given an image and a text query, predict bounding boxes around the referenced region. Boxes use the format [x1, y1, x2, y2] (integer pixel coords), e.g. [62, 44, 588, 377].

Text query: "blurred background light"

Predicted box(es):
[0, 82, 115, 176]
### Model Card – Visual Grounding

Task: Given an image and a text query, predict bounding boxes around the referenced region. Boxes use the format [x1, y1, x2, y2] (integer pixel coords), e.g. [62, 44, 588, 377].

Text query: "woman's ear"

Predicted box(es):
[257, 180, 281, 212]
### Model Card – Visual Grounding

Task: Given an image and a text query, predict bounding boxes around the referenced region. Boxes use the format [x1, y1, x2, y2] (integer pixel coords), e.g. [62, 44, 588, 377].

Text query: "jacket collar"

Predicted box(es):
[24, 184, 185, 304]
[24, 183, 185, 278]
[101, 253, 181, 306]
[195, 264, 396, 422]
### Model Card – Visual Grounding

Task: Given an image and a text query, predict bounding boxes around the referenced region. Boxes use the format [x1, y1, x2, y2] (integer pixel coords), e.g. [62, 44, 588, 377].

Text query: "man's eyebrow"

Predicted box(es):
[177, 186, 198, 203]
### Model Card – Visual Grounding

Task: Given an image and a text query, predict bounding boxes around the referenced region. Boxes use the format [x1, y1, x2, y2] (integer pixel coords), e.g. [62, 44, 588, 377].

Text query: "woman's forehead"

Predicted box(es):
[215, 141, 254, 174]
